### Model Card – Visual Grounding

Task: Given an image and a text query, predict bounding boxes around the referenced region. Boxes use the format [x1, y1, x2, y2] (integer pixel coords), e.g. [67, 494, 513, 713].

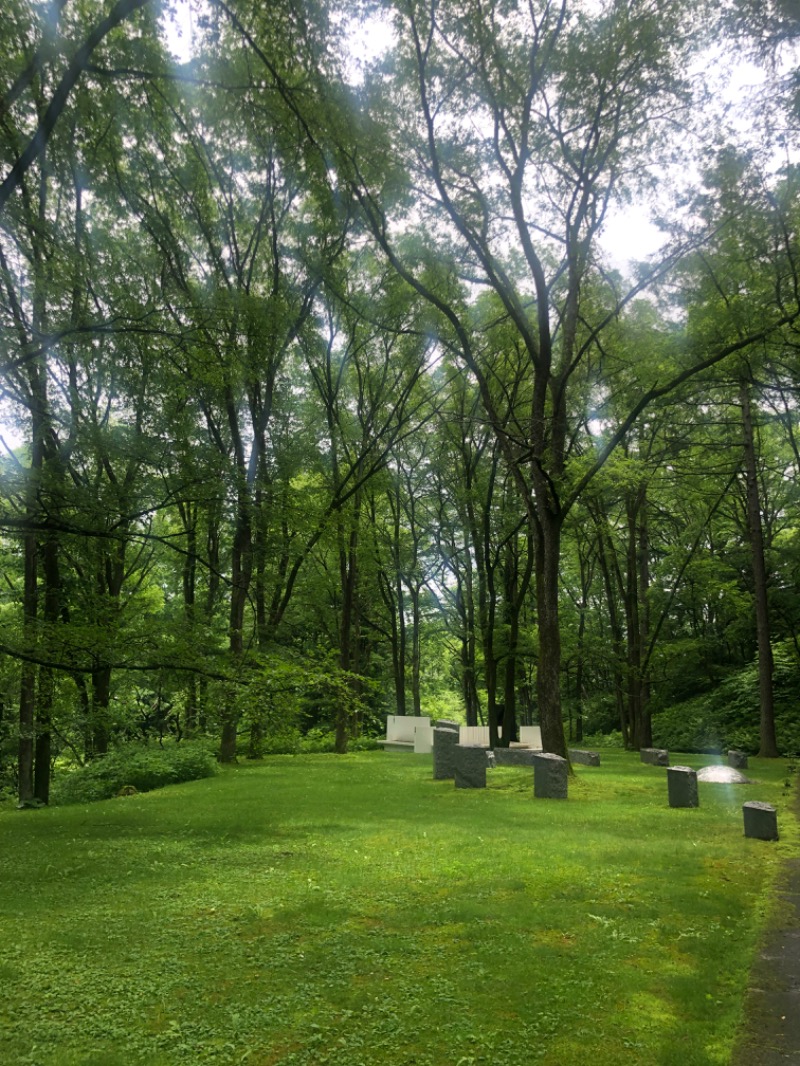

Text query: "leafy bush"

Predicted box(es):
[580, 730, 625, 750]
[651, 641, 800, 754]
[650, 695, 724, 753]
[248, 727, 381, 757]
[51, 741, 218, 805]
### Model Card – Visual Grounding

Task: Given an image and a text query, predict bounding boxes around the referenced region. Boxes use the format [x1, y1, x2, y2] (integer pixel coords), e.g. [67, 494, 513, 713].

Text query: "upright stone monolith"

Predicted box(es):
[532, 752, 568, 799]
[433, 726, 459, 781]
[728, 750, 749, 770]
[453, 745, 488, 789]
[743, 801, 779, 841]
[667, 765, 699, 808]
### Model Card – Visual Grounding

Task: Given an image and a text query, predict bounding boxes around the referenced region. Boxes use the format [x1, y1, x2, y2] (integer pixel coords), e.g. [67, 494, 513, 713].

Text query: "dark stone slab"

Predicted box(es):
[532, 752, 568, 799]
[453, 745, 488, 789]
[728, 749, 749, 770]
[667, 765, 699, 808]
[744, 801, 779, 841]
[569, 749, 600, 767]
[435, 719, 461, 731]
[432, 726, 460, 780]
[492, 747, 538, 767]
[640, 747, 669, 766]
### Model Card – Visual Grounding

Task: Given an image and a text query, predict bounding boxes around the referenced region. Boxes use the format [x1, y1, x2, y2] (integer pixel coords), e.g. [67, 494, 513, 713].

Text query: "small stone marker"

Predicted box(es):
[743, 801, 779, 841]
[453, 745, 488, 789]
[532, 752, 568, 799]
[667, 765, 699, 808]
[728, 749, 749, 770]
[569, 749, 600, 767]
[640, 748, 669, 766]
[432, 726, 460, 780]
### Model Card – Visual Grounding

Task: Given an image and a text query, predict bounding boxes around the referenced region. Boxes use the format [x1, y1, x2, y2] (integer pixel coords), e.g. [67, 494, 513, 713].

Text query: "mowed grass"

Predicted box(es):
[1, 751, 797, 1066]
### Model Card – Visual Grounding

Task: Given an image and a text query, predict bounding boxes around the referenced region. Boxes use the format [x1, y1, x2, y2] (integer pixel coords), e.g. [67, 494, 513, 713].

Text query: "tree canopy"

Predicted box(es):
[2, 0, 799, 803]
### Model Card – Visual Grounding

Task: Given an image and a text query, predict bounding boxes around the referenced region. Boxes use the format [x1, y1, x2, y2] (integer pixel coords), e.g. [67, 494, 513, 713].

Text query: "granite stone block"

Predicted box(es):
[433, 726, 460, 780]
[454, 745, 488, 789]
[743, 801, 779, 841]
[640, 748, 669, 766]
[492, 747, 538, 767]
[532, 752, 568, 799]
[667, 765, 699, 808]
[728, 749, 749, 770]
[569, 749, 601, 767]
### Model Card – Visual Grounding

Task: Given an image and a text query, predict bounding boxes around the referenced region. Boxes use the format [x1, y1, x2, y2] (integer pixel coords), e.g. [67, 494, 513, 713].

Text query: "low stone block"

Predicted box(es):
[532, 752, 568, 799]
[667, 765, 699, 808]
[432, 726, 460, 780]
[728, 749, 749, 770]
[569, 749, 600, 767]
[640, 748, 669, 766]
[743, 801, 779, 841]
[492, 747, 538, 767]
[454, 745, 488, 789]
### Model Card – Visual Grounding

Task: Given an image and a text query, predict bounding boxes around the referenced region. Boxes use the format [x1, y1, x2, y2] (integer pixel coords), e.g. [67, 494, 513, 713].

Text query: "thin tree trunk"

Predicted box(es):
[740, 380, 779, 757]
[34, 530, 60, 803]
[536, 509, 568, 758]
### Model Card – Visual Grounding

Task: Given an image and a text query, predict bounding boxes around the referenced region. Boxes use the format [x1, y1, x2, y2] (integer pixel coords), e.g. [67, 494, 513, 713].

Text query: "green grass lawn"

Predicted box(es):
[1, 751, 797, 1066]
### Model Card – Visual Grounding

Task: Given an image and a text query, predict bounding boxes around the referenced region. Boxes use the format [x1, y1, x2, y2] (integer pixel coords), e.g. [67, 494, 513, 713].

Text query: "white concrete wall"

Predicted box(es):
[519, 726, 542, 749]
[383, 716, 540, 752]
[457, 725, 542, 748]
[385, 715, 431, 744]
[413, 724, 433, 753]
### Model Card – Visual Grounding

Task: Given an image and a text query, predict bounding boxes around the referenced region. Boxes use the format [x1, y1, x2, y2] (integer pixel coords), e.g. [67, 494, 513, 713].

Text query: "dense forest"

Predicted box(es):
[2, 0, 800, 806]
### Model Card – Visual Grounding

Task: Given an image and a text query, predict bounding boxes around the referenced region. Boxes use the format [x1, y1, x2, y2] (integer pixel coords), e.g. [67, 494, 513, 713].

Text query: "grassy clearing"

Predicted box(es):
[1, 751, 797, 1066]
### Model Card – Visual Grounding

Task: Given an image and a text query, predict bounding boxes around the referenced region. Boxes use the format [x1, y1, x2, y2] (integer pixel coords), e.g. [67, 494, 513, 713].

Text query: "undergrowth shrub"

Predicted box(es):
[579, 730, 625, 750]
[51, 741, 218, 805]
[251, 728, 380, 756]
[652, 641, 800, 754]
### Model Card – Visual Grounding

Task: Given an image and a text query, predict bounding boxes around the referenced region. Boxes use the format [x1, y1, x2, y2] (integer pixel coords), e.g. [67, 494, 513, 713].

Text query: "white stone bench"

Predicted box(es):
[380, 718, 542, 754]
[459, 725, 542, 749]
[379, 715, 433, 753]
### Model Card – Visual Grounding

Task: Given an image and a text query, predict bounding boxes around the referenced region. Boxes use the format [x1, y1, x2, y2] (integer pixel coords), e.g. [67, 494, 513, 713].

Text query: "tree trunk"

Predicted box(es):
[457, 564, 480, 727]
[625, 489, 644, 749]
[393, 517, 407, 715]
[221, 468, 254, 763]
[34, 531, 60, 804]
[592, 510, 629, 747]
[575, 601, 586, 745]
[409, 583, 422, 717]
[637, 488, 652, 748]
[336, 504, 361, 754]
[18, 528, 37, 804]
[740, 380, 779, 757]
[536, 510, 567, 758]
[90, 666, 112, 756]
